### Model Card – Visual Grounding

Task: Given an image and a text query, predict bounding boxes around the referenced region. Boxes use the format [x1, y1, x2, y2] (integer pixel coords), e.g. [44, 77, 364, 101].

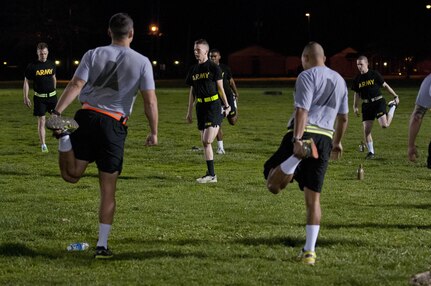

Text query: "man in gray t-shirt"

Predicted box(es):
[264, 42, 348, 266]
[408, 73, 431, 167]
[46, 13, 158, 259]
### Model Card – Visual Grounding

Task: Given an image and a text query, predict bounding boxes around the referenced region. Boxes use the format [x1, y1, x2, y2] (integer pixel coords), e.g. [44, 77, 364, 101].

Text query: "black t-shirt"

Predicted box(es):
[186, 60, 222, 98]
[24, 60, 56, 93]
[351, 69, 384, 100]
[219, 63, 234, 97]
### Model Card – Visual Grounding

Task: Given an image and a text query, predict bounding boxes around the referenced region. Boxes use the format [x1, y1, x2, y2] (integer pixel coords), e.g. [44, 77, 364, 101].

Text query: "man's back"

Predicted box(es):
[76, 44, 154, 116]
[295, 66, 348, 131]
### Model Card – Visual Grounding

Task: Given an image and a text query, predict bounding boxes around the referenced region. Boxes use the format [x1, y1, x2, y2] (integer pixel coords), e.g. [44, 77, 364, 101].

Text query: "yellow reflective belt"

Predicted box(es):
[196, 94, 219, 103]
[287, 125, 333, 139]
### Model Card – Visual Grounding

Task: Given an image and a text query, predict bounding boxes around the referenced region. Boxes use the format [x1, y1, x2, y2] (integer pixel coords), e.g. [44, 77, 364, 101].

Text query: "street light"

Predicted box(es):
[305, 13, 311, 41]
[149, 24, 159, 36]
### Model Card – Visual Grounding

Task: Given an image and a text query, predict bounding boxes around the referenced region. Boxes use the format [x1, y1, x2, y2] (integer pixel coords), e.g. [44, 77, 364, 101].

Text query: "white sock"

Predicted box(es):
[388, 105, 396, 118]
[58, 135, 72, 152]
[280, 155, 301, 175]
[367, 142, 374, 154]
[304, 224, 320, 252]
[217, 140, 224, 150]
[97, 223, 112, 248]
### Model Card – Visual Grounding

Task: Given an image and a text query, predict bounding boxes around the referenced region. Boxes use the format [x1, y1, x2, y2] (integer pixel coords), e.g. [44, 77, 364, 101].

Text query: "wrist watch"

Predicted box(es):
[291, 137, 301, 143]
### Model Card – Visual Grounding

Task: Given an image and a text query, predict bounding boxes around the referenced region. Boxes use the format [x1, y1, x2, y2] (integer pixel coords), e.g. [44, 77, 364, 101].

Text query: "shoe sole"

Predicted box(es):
[46, 117, 79, 132]
[196, 180, 218, 183]
[301, 138, 319, 159]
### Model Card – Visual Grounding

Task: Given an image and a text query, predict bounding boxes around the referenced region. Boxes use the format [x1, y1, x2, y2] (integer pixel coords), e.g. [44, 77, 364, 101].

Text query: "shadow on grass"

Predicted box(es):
[364, 203, 431, 209]
[234, 235, 367, 248]
[0, 170, 32, 176]
[323, 222, 431, 230]
[41, 172, 139, 180]
[113, 249, 208, 260]
[0, 243, 57, 259]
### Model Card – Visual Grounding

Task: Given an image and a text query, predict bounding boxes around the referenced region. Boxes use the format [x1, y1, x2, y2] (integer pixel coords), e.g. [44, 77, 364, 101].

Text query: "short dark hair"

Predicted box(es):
[37, 42, 48, 50]
[209, 48, 220, 55]
[109, 13, 133, 39]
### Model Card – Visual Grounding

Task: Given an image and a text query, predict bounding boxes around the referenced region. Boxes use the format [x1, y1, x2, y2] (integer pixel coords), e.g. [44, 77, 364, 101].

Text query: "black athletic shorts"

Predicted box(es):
[33, 95, 57, 117]
[362, 98, 387, 121]
[196, 100, 223, 130]
[263, 131, 332, 193]
[70, 109, 128, 174]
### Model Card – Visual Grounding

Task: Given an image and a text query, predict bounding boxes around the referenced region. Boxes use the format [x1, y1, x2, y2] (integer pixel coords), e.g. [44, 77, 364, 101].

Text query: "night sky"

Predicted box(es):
[1, 0, 430, 78]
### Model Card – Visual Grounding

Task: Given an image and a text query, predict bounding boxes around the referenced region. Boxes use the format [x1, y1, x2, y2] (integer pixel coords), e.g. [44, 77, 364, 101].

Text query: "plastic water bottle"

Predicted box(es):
[357, 164, 364, 180]
[67, 242, 89, 251]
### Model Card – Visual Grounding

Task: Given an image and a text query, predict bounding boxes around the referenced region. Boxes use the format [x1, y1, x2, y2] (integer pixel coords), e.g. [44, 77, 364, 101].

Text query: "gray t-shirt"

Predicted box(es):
[293, 66, 349, 131]
[415, 73, 431, 108]
[75, 44, 155, 117]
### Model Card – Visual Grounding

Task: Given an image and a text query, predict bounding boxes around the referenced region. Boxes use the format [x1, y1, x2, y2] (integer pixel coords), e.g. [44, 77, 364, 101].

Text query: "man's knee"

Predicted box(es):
[60, 169, 82, 184]
[228, 115, 238, 125]
[267, 182, 282, 194]
[62, 175, 80, 184]
[266, 167, 290, 194]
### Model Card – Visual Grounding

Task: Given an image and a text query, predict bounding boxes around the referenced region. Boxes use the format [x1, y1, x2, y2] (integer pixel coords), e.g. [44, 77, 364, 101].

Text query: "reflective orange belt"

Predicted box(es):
[82, 103, 128, 125]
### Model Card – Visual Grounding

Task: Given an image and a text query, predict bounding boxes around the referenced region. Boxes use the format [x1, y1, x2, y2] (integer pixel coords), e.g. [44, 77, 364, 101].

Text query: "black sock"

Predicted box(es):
[206, 160, 215, 176]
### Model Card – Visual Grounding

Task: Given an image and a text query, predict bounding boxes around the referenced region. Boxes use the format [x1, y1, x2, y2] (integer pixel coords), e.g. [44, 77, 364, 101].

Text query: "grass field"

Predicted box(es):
[1, 81, 431, 285]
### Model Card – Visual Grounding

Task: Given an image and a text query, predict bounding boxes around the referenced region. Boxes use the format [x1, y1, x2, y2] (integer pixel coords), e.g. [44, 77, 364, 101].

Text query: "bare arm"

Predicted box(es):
[408, 104, 427, 162]
[141, 89, 158, 146]
[383, 82, 399, 104]
[54, 76, 86, 114]
[229, 78, 239, 98]
[382, 82, 398, 97]
[353, 92, 360, 117]
[53, 74, 57, 89]
[217, 79, 231, 115]
[186, 87, 195, 123]
[331, 113, 348, 160]
[292, 107, 308, 157]
[217, 79, 229, 106]
[23, 77, 31, 108]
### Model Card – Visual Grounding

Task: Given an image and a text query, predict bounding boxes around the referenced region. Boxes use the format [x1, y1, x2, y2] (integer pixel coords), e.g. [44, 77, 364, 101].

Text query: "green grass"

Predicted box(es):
[1, 83, 431, 285]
